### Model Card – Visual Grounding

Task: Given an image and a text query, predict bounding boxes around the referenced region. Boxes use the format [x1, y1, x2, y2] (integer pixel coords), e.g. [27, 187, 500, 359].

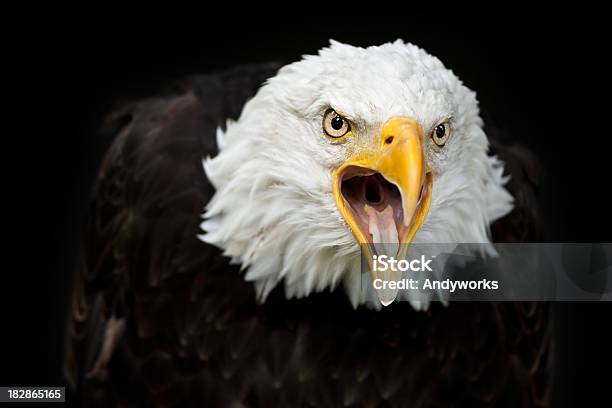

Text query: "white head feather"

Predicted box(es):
[200, 40, 513, 309]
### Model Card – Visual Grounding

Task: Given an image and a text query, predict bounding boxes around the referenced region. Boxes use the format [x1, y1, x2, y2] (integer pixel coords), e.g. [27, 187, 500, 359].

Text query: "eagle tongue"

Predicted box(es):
[365, 204, 401, 306]
[365, 204, 399, 255]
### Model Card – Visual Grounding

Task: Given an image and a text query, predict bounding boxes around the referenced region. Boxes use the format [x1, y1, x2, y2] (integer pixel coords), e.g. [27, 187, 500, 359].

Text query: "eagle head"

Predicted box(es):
[200, 40, 513, 309]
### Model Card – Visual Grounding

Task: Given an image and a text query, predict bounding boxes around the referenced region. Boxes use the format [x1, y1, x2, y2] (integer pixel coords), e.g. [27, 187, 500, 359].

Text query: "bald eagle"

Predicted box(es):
[65, 41, 551, 407]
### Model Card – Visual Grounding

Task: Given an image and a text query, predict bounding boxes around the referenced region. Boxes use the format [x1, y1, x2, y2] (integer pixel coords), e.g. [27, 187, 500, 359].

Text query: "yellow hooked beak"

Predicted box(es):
[332, 117, 432, 305]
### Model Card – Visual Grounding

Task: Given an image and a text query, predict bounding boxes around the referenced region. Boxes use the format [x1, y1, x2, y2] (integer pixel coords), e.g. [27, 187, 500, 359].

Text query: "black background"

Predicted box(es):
[5, 12, 612, 406]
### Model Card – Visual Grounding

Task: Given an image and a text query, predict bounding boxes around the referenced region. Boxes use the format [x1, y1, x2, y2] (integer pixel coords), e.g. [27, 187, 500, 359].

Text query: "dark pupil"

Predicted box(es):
[331, 116, 344, 131]
[435, 124, 445, 138]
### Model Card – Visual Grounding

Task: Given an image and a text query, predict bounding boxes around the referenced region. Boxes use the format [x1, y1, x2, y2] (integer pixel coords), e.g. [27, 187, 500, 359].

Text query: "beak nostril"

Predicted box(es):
[385, 136, 394, 145]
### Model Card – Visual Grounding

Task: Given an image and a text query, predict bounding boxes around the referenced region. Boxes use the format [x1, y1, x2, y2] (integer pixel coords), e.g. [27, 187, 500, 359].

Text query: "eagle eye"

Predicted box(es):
[431, 121, 450, 147]
[323, 109, 351, 139]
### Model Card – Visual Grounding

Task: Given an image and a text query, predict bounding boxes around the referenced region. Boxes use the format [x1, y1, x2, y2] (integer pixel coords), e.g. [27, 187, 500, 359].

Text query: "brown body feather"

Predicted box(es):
[65, 63, 552, 407]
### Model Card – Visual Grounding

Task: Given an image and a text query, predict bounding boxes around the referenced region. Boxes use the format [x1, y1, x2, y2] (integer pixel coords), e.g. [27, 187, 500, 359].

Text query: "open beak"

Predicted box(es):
[332, 117, 432, 306]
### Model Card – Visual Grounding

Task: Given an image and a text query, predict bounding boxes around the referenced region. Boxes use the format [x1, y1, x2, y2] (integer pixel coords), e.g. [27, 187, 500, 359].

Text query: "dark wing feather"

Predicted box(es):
[65, 63, 552, 407]
[64, 63, 282, 405]
[489, 125, 543, 242]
